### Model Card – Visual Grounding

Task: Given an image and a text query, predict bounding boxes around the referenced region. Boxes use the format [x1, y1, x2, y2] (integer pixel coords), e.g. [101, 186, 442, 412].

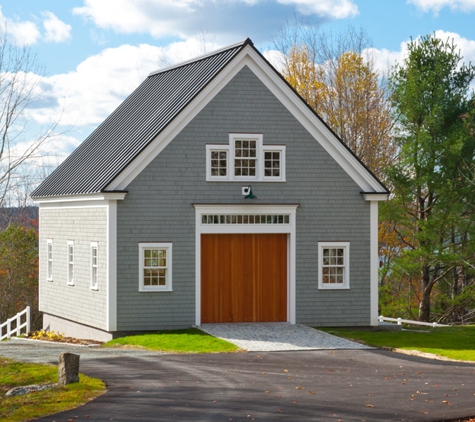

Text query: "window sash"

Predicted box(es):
[91, 244, 98, 290]
[234, 139, 257, 177]
[47, 240, 53, 281]
[210, 150, 228, 177]
[321, 247, 345, 285]
[67, 243, 74, 285]
[143, 248, 168, 287]
[263, 150, 281, 178]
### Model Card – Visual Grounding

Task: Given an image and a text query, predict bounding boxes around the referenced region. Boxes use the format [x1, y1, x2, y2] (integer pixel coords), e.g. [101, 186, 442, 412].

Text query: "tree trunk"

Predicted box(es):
[419, 265, 432, 321]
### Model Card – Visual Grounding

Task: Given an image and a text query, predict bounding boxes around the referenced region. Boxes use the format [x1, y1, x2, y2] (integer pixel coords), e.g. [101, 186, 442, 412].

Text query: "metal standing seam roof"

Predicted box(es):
[31, 39, 251, 198]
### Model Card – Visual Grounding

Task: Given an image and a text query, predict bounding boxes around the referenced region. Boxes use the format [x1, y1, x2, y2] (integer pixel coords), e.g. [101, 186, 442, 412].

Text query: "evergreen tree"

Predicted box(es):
[385, 34, 475, 322]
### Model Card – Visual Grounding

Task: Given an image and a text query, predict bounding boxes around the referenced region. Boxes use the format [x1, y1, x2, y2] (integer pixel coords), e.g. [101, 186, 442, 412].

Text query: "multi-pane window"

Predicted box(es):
[210, 150, 228, 177]
[234, 139, 257, 177]
[144, 249, 167, 286]
[201, 214, 290, 225]
[91, 242, 98, 290]
[67, 241, 74, 285]
[318, 242, 350, 289]
[322, 248, 344, 284]
[264, 151, 281, 178]
[206, 134, 285, 181]
[139, 243, 172, 291]
[47, 239, 53, 281]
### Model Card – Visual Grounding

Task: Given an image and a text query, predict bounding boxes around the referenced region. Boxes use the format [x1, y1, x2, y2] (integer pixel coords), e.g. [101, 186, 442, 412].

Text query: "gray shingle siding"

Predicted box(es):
[39, 207, 108, 330]
[115, 66, 371, 330]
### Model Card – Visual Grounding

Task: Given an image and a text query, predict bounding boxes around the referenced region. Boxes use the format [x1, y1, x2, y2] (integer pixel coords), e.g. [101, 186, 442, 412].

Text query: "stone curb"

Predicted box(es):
[5, 383, 57, 397]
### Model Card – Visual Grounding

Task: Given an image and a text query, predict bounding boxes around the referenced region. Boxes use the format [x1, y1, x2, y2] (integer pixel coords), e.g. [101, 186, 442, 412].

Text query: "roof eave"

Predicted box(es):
[32, 191, 128, 204]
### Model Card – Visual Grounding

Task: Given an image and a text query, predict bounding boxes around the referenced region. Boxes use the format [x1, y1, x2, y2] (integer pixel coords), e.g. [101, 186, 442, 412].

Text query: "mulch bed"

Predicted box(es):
[26, 335, 104, 346]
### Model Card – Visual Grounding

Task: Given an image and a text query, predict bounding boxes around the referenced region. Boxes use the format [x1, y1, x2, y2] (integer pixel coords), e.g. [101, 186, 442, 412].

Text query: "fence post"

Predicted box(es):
[397, 318, 402, 325]
[7, 318, 11, 338]
[16, 313, 21, 336]
[26, 306, 30, 334]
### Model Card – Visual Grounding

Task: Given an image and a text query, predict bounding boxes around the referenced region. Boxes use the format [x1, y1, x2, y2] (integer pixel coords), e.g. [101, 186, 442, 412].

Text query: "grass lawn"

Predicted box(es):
[104, 328, 240, 353]
[0, 357, 106, 422]
[321, 325, 475, 361]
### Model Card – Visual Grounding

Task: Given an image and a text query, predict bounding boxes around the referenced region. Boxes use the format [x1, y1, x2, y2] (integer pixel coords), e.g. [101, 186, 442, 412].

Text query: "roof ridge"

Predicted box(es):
[148, 38, 252, 77]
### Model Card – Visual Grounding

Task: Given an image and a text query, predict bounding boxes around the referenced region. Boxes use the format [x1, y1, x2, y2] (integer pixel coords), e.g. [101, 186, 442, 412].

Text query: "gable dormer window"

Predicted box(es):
[206, 134, 285, 182]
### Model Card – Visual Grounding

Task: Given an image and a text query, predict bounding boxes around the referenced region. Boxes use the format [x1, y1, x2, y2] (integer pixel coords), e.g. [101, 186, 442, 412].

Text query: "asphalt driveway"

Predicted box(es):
[29, 349, 475, 422]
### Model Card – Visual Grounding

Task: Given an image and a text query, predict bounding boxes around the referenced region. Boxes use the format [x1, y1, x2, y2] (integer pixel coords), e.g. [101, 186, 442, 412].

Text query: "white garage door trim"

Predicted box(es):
[194, 204, 298, 326]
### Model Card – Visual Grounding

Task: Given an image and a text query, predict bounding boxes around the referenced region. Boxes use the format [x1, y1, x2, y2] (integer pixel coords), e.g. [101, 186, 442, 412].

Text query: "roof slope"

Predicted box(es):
[32, 40, 250, 198]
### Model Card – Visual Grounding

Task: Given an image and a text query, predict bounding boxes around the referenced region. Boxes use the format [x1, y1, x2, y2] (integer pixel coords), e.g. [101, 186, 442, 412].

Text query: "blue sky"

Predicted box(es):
[2, 0, 475, 170]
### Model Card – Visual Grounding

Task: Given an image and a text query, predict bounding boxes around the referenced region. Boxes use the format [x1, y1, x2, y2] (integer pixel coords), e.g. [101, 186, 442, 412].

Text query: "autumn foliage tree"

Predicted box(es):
[0, 223, 40, 329]
[275, 25, 395, 180]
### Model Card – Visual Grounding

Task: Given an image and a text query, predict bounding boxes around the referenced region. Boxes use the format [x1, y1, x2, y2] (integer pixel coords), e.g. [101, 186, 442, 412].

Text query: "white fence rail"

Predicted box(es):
[379, 315, 449, 327]
[0, 306, 31, 340]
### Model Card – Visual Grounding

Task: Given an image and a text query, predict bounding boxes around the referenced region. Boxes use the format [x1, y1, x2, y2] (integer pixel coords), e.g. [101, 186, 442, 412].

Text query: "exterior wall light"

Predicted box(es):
[242, 185, 257, 199]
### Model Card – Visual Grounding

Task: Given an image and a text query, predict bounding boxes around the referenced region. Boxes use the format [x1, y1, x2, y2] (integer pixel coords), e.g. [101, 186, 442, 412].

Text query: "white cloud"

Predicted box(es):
[12, 133, 81, 169]
[434, 30, 475, 62]
[6, 133, 82, 200]
[42, 11, 72, 43]
[28, 40, 219, 127]
[73, 0, 194, 38]
[262, 49, 286, 72]
[0, 7, 40, 46]
[73, 0, 357, 41]
[408, 0, 475, 13]
[37, 134, 82, 166]
[363, 46, 405, 75]
[276, 0, 358, 18]
[363, 31, 475, 79]
[0, 8, 72, 45]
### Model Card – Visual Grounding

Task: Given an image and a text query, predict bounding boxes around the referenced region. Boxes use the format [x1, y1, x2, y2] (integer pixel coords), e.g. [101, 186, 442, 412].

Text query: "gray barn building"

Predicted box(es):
[32, 39, 388, 341]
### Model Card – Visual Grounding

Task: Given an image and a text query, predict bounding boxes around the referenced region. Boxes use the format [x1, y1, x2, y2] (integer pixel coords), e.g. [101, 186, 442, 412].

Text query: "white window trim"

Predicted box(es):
[91, 242, 99, 291]
[67, 240, 74, 286]
[230, 133, 262, 181]
[139, 243, 173, 292]
[261, 146, 286, 181]
[206, 145, 230, 181]
[47, 239, 53, 282]
[318, 242, 350, 290]
[206, 134, 286, 182]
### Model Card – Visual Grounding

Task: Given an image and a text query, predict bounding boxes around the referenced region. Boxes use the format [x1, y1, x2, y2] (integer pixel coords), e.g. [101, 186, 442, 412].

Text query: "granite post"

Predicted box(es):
[58, 352, 80, 385]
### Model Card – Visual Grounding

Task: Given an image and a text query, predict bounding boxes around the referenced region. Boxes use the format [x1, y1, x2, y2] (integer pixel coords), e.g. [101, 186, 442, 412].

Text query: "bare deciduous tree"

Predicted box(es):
[0, 32, 61, 329]
[0, 33, 59, 208]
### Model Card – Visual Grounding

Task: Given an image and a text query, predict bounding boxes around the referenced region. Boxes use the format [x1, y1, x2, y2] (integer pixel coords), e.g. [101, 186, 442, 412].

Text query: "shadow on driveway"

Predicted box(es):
[34, 349, 475, 422]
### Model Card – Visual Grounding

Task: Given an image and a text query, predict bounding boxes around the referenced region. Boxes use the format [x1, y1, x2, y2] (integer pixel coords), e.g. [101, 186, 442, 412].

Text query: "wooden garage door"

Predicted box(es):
[201, 233, 287, 323]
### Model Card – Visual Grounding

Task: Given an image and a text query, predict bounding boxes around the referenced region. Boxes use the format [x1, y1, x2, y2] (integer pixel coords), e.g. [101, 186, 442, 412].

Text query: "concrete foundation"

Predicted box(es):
[43, 313, 113, 342]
